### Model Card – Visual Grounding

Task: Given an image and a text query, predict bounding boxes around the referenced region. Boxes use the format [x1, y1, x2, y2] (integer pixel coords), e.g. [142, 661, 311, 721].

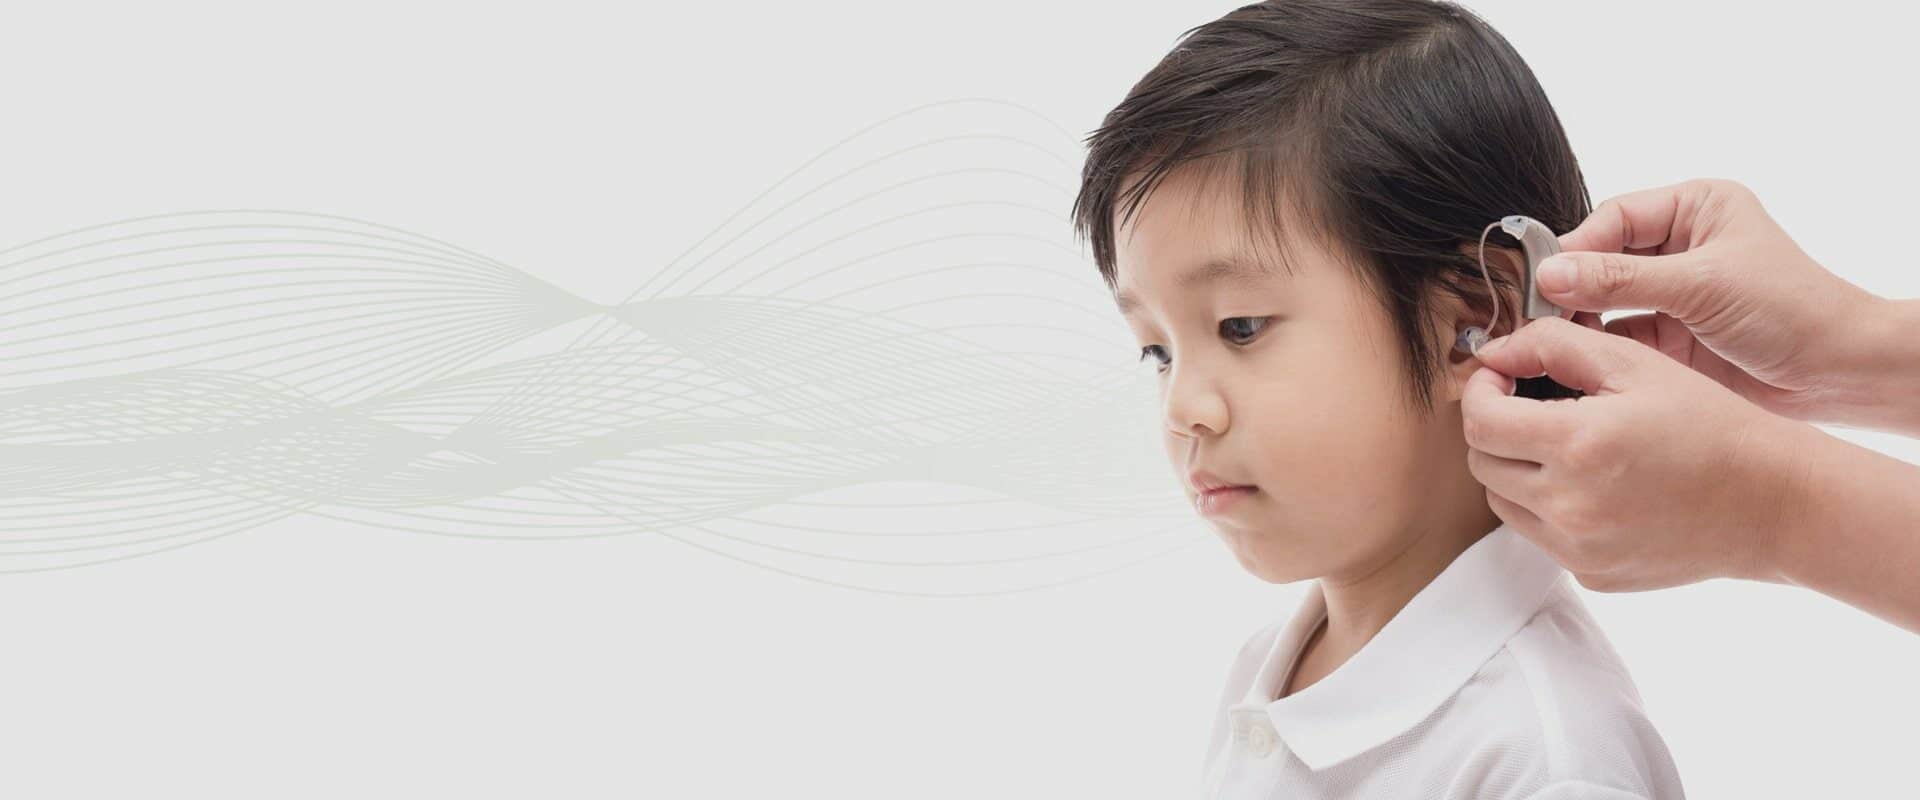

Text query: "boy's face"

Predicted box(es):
[1112, 165, 1480, 584]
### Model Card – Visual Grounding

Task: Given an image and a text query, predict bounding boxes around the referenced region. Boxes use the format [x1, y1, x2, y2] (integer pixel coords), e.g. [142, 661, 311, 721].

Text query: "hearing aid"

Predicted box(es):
[1455, 215, 1584, 400]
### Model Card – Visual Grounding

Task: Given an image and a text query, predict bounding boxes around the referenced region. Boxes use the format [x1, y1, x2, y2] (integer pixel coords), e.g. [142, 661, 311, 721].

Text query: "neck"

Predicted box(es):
[1311, 502, 1502, 670]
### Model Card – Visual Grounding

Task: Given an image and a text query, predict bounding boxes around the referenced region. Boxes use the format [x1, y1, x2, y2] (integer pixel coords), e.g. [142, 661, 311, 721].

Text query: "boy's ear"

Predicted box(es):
[1437, 244, 1526, 403]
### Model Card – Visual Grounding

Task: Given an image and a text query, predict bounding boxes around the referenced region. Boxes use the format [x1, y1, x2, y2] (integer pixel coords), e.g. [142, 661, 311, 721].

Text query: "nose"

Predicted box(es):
[1162, 361, 1229, 439]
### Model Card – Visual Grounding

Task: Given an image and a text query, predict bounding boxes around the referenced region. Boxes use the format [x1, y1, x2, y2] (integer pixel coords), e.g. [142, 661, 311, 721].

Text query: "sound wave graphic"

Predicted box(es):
[0, 98, 1203, 595]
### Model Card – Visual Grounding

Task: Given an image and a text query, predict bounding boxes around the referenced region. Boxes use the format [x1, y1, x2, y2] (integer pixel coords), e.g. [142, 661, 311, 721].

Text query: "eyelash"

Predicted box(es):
[1138, 316, 1273, 373]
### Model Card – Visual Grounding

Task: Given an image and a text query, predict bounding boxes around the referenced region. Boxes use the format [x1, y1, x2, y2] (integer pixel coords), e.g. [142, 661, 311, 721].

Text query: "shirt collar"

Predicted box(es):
[1237, 522, 1566, 771]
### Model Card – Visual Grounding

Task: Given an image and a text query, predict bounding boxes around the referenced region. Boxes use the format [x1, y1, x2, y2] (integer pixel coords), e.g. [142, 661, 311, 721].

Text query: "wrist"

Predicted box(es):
[1740, 411, 1920, 633]
[1827, 295, 1920, 434]
[1736, 414, 1825, 586]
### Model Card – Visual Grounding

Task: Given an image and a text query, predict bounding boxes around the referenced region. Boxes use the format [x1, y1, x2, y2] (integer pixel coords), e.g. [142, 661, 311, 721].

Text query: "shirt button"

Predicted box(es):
[1245, 720, 1277, 758]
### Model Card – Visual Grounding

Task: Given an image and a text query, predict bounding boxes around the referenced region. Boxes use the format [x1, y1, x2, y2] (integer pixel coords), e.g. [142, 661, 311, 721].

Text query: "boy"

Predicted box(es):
[1071, 2, 1684, 797]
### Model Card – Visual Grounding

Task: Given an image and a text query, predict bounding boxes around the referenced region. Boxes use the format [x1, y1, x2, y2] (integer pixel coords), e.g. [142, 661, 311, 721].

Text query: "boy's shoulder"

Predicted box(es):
[1445, 581, 1683, 798]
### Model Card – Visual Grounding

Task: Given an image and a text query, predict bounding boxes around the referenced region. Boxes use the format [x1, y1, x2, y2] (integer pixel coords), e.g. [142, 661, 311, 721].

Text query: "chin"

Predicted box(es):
[1222, 532, 1320, 584]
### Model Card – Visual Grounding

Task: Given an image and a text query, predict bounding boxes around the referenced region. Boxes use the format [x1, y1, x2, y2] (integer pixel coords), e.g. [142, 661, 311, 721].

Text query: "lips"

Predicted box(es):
[1187, 469, 1254, 494]
[1187, 468, 1257, 516]
[1193, 485, 1257, 516]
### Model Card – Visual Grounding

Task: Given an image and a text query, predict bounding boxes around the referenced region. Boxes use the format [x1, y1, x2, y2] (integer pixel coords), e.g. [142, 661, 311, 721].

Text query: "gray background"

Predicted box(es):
[1, 1, 1915, 797]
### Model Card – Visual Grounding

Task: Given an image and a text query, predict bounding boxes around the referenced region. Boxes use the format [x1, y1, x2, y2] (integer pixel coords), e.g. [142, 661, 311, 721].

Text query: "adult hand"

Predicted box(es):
[1464, 317, 1920, 633]
[1535, 178, 1920, 435]
[1460, 317, 1810, 592]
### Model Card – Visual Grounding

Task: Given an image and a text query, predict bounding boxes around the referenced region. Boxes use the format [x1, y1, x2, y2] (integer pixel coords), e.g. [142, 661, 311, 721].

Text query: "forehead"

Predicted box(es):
[1109, 163, 1321, 315]
[1113, 257, 1271, 318]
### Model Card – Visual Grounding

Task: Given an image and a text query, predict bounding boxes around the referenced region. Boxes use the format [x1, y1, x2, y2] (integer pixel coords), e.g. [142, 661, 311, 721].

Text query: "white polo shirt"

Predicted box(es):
[1201, 524, 1684, 799]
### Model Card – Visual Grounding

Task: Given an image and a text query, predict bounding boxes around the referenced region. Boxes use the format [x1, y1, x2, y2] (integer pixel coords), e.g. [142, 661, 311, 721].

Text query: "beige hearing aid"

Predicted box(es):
[1454, 215, 1564, 356]
[1455, 215, 1583, 400]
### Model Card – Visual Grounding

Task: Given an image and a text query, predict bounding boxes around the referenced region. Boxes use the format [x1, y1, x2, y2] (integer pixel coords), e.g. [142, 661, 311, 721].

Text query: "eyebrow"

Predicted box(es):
[1113, 258, 1273, 318]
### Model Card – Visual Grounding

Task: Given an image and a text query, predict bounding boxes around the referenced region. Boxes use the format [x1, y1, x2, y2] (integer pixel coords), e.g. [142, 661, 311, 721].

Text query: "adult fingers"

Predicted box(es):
[1606, 312, 1782, 409]
[1487, 491, 1596, 577]
[1557, 178, 1711, 255]
[1459, 364, 1579, 462]
[1466, 447, 1545, 510]
[1533, 247, 1729, 321]
[1472, 316, 1648, 395]
[1484, 489, 1547, 540]
[1544, 179, 1743, 319]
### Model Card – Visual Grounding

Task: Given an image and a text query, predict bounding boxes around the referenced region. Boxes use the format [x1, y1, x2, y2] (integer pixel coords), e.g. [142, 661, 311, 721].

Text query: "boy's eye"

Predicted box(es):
[1138, 345, 1170, 373]
[1136, 318, 1270, 373]
[1220, 316, 1271, 344]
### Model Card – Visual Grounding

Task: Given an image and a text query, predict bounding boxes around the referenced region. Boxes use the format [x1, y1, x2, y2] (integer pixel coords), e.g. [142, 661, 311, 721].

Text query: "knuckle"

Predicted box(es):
[1712, 177, 1756, 201]
[1530, 314, 1573, 343]
[1690, 176, 1741, 197]
[1679, 253, 1731, 320]
[1689, 253, 1723, 284]
[1592, 252, 1636, 297]
[1551, 493, 1603, 537]
[1601, 346, 1642, 386]
[1560, 427, 1603, 471]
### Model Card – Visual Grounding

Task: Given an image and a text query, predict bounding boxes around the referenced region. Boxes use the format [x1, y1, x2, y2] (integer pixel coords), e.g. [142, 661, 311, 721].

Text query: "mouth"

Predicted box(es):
[1193, 485, 1258, 516]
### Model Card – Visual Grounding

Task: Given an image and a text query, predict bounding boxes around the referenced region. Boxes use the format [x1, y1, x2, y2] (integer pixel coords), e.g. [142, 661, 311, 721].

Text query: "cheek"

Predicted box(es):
[1242, 329, 1428, 519]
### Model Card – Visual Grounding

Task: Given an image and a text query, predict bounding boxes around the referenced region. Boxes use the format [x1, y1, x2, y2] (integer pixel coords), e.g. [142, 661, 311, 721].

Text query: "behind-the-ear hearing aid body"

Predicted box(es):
[1455, 215, 1584, 400]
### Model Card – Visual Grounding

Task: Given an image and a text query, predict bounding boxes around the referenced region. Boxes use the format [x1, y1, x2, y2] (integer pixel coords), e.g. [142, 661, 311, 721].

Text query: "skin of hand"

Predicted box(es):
[1464, 316, 1920, 633]
[1459, 316, 1812, 592]
[1532, 178, 1920, 436]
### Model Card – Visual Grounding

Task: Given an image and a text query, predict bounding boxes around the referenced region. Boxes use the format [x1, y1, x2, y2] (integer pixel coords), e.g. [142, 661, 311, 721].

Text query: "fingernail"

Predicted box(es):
[1477, 335, 1508, 354]
[1535, 255, 1574, 295]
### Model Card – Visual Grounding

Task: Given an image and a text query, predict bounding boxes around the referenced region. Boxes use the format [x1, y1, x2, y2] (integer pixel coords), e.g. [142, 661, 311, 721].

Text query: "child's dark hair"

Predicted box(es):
[1071, 0, 1591, 410]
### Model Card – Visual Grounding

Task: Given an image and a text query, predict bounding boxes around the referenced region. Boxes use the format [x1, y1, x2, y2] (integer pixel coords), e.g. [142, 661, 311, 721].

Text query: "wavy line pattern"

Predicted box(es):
[0, 98, 1203, 594]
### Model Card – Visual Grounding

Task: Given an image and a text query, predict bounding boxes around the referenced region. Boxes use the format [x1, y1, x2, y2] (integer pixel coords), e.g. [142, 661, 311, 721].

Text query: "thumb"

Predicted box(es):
[1535, 249, 1723, 321]
[1473, 316, 1649, 395]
